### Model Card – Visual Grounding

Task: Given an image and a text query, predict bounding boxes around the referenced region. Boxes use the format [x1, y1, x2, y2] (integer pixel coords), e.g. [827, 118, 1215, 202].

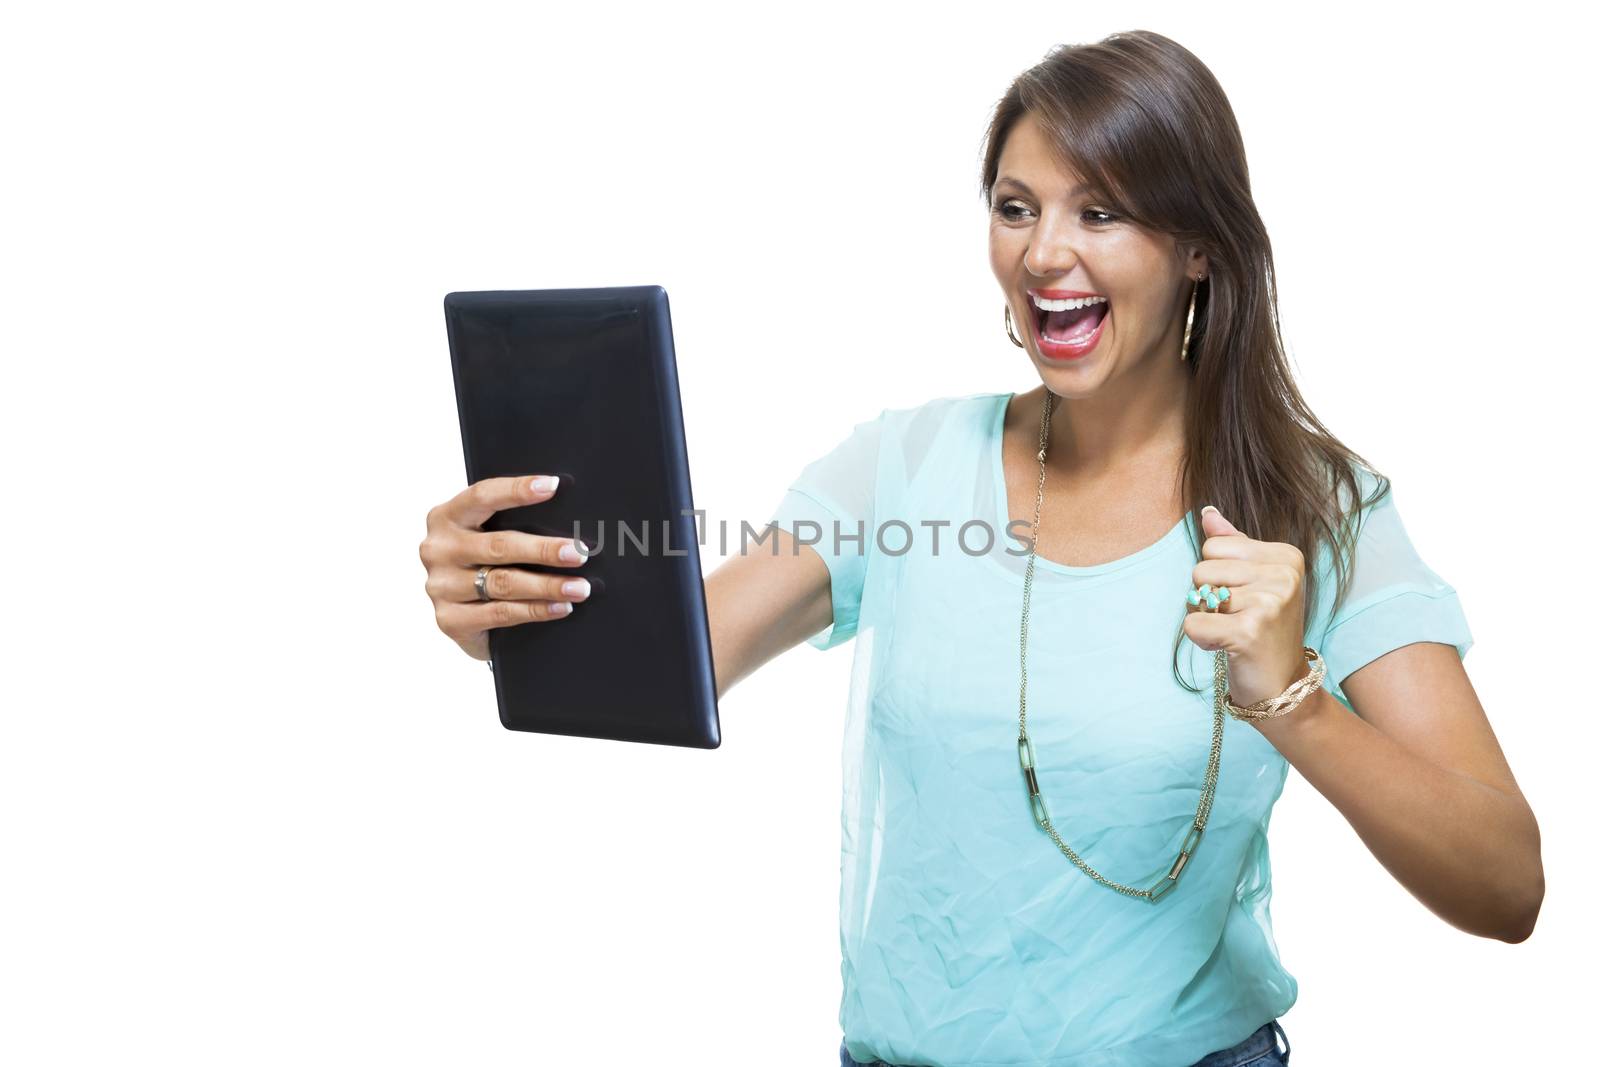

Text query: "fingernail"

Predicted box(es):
[558, 539, 588, 563]
[550, 601, 573, 616]
[561, 578, 590, 599]
[529, 475, 559, 495]
[1201, 504, 1218, 515]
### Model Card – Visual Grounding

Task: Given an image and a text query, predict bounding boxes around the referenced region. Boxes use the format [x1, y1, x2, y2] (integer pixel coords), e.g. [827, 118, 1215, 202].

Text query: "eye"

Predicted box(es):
[992, 199, 1119, 225]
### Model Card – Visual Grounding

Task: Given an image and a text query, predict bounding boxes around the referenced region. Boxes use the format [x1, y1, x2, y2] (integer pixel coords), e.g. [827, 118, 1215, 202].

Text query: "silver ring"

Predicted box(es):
[475, 567, 493, 602]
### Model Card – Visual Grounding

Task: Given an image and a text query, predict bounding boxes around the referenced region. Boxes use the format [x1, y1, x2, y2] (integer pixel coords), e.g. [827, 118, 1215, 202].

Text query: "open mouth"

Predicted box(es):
[1033, 300, 1110, 345]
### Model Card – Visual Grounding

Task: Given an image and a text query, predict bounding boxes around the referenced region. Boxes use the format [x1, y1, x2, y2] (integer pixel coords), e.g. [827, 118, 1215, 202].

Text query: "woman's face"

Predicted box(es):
[989, 111, 1206, 397]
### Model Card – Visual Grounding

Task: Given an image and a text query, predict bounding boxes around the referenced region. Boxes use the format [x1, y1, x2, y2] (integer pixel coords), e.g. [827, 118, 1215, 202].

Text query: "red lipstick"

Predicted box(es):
[1024, 290, 1110, 361]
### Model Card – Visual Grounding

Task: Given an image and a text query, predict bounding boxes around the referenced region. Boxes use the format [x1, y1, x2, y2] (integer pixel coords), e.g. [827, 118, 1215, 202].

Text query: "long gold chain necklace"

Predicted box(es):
[1016, 389, 1227, 902]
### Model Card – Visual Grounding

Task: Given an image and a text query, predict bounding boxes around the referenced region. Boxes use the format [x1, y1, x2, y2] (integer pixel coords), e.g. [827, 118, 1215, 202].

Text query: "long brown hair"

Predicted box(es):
[977, 30, 1387, 690]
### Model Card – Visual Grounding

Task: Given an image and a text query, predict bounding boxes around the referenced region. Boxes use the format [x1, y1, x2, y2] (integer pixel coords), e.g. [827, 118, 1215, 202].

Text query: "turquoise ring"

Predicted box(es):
[1186, 583, 1231, 613]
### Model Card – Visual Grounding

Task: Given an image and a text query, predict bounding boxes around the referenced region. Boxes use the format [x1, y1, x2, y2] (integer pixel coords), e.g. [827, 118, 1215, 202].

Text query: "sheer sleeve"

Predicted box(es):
[1314, 468, 1474, 713]
[764, 411, 886, 651]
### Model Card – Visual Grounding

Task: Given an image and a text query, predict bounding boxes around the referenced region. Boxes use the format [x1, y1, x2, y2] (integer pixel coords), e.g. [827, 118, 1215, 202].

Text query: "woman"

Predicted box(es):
[420, 30, 1542, 1067]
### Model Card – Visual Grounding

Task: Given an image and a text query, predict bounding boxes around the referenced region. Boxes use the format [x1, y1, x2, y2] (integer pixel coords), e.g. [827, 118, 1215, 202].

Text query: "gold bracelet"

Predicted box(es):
[1225, 646, 1326, 721]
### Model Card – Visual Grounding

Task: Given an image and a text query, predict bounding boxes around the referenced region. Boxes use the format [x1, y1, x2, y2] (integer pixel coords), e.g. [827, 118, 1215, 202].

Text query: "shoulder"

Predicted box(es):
[1305, 458, 1397, 589]
[855, 392, 1007, 479]
[1326, 459, 1397, 549]
[872, 390, 1009, 440]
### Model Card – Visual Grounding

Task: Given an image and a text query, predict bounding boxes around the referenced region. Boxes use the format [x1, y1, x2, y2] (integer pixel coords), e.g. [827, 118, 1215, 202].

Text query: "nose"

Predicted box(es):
[1023, 213, 1082, 280]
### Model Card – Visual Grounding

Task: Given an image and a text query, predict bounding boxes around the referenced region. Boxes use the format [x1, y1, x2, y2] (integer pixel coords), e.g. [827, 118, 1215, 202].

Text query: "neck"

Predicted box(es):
[1039, 356, 1190, 478]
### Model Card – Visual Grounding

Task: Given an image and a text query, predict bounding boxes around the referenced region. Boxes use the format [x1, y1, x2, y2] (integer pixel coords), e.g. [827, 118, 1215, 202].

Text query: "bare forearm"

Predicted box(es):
[703, 537, 835, 700]
[1253, 689, 1542, 942]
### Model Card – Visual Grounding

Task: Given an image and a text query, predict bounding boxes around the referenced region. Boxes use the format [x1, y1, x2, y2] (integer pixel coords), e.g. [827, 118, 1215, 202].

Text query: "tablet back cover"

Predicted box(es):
[444, 286, 720, 749]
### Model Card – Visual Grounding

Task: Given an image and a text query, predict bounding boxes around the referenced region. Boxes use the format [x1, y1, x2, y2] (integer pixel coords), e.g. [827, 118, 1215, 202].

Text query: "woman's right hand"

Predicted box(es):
[419, 473, 592, 662]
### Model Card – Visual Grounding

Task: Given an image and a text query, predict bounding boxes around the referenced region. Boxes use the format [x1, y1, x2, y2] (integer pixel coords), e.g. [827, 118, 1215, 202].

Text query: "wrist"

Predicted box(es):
[1228, 646, 1325, 722]
[1248, 678, 1334, 740]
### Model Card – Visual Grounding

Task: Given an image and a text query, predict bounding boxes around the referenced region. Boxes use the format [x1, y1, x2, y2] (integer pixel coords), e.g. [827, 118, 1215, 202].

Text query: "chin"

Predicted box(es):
[1034, 370, 1105, 403]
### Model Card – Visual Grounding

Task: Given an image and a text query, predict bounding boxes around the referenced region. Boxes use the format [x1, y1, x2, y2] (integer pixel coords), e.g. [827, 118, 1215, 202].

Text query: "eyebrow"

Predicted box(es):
[994, 176, 1094, 198]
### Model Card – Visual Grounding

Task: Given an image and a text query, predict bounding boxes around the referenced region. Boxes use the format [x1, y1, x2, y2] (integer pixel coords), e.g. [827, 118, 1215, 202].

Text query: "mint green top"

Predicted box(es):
[766, 391, 1473, 1067]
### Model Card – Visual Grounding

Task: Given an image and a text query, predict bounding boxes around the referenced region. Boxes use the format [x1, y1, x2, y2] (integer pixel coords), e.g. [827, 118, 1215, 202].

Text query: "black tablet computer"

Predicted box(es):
[443, 286, 720, 749]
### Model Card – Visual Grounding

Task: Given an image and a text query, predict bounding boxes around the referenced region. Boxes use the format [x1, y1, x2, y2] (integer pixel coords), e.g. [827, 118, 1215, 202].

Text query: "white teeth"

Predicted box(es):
[1030, 294, 1108, 312]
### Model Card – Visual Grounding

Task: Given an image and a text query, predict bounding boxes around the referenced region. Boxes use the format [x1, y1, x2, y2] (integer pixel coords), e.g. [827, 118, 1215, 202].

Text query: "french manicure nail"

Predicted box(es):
[529, 475, 559, 495]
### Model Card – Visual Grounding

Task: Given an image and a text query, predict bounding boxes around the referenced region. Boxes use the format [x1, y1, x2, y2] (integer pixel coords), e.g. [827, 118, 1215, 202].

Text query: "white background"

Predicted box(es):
[4, 1, 1592, 1063]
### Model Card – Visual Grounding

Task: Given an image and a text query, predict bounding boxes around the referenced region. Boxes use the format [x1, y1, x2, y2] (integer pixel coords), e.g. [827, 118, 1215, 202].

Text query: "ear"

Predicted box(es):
[1174, 241, 1209, 283]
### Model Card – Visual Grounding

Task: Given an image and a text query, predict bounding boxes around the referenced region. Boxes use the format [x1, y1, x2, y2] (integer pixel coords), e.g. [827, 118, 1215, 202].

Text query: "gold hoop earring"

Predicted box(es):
[1005, 304, 1026, 348]
[1180, 276, 1203, 362]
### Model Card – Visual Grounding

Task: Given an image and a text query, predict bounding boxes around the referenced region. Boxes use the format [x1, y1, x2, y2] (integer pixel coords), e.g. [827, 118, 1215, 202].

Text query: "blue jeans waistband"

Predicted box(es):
[838, 1017, 1291, 1067]
[1189, 1019, 1291, 1066]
